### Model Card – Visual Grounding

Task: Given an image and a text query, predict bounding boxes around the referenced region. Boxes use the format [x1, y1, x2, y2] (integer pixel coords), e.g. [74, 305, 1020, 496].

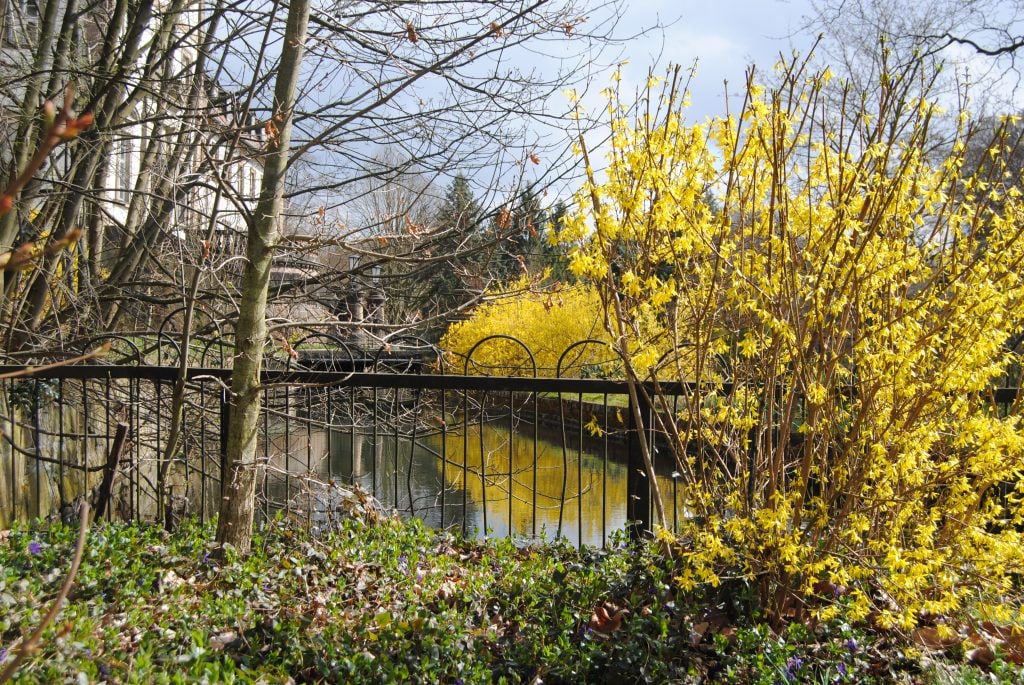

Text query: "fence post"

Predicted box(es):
[94, 422, 129, 520]
[219, 388, 229, 491]
[627, 389, 652, 542]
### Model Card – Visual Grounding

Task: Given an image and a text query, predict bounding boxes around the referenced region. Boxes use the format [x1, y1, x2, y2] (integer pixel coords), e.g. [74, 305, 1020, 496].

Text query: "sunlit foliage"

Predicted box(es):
[556, 55, 1024, 626]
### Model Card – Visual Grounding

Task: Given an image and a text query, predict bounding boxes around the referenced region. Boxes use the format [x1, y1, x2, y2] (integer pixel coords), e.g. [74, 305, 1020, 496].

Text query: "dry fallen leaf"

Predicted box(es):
[966, 645, 996, 667]
[970, 622, 1024, 665]
[159, 570, 186, 591]
[209, 631, 238, 651]
[912, 626, 959, 651]
[588, 601, 627, 637]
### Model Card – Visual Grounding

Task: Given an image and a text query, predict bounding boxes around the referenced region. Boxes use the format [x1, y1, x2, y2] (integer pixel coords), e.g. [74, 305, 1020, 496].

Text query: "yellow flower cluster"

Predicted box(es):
[556, 58, 1024, 625]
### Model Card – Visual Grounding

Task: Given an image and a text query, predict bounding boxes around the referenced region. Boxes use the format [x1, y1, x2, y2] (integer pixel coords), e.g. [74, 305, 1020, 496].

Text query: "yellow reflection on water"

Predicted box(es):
[425, 423, 685, 546]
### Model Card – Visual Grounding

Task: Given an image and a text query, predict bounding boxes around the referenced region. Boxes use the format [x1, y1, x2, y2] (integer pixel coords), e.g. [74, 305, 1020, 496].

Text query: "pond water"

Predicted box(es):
[264, 418, 687, 548]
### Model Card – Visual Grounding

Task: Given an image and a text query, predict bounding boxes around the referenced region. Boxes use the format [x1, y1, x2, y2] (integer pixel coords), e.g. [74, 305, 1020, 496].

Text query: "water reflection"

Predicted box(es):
[265, 413, 686, 548]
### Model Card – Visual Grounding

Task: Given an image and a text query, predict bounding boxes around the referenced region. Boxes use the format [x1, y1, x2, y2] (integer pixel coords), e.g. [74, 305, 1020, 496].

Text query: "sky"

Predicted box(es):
[614, 0, 818, 122]
[518, 0, 820, 198]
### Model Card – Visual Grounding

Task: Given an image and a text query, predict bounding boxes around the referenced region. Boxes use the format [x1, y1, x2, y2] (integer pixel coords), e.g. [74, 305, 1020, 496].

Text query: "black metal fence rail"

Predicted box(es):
[0, 360, 1018, 547]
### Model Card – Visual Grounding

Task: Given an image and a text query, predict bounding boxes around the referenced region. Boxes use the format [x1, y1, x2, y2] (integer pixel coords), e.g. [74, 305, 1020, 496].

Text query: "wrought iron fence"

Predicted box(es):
[0, 337, 679, 547]
[0, 331, 1019, 547]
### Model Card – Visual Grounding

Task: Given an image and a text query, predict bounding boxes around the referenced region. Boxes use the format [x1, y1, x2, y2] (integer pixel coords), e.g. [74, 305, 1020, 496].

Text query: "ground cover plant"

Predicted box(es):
[1, 513, 1022, 683]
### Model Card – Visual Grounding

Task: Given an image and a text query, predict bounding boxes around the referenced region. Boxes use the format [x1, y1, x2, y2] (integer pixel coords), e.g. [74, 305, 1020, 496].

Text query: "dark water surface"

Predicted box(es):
[265, 419, 686, 548]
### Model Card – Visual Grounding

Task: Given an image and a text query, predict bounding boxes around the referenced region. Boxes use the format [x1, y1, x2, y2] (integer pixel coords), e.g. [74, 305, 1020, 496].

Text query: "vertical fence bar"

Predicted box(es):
[479, 390, 488, 537]
[349, 386, 356, 489]
[32, 381, 41, 519]
[577, 390, 583, 548]
[80, 380, 90, 520]
[406, 388, 420, 518]
[5, 380, 12, 523]
[57, 379, 65, 512]
[440, 388, 447, 528]
[671, 393, 680, 533]
[305, 384, 313, 529]
[507, 389, 513, 539]
[198, 380, 207, 523]
[462, 387, 469, 536]
[626, 389, 652, 542]
[284, 386, 292, 515]
[372, 386, 379, 500]
[219, 386, 229, 521]
[154, 376, 162, 525]
[135, 378, 143, 521]
[602, 394, 609, 548]
[393, 388, 400, 511]
[531, 391, 538, 540]
[182, 383, 191, 522]
[327, 387, 334, 484]
[262, 388, 270, 521]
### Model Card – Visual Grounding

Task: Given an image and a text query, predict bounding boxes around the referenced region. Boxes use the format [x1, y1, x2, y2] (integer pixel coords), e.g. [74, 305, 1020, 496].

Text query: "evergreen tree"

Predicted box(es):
[437, 175, 483, 234]
[421, 175, 486, 333]
[492, 183, 548, 282]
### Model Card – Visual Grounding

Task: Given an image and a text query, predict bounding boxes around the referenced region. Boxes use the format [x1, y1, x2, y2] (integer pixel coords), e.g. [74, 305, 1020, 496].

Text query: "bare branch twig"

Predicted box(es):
[0, 501, 89, 684]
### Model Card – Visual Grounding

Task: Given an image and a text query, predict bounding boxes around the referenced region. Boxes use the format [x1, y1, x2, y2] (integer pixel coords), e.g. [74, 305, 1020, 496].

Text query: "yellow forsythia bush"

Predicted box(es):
[441, 276, 620, 376]
[557, 56, 1024, 627]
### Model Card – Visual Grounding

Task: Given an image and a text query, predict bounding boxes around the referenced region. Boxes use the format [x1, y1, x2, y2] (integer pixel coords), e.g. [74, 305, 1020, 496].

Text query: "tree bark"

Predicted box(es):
[215, 0, 310, 553]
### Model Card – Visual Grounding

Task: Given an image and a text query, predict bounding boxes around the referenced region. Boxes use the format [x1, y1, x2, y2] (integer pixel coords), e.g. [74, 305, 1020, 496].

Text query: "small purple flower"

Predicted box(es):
[27, 541, 41, 555]
[844, 637, 857, 653]
[837, 662, 848, 676]
[0, 647, 8, 663]
[784, 656, 804, 683]
[397, 555, 409, 574]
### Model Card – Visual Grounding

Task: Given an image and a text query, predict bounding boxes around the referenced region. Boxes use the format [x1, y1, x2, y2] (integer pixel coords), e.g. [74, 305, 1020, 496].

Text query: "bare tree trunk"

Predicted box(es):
[215, 0, 309, 553]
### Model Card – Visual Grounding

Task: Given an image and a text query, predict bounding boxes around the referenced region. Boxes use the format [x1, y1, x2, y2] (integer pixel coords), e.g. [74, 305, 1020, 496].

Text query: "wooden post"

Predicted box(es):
[94, 422, 129, 520]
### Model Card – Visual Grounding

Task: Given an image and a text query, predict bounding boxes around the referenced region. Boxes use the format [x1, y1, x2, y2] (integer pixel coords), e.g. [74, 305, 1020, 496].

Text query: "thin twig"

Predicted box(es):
[0, 501, 89, 684]
[0, 342, 110, 381]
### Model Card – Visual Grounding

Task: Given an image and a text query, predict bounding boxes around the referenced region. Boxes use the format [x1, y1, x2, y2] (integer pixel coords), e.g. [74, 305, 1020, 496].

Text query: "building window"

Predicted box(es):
[116, 137, 133, 203]
[3, 0, 39, 47]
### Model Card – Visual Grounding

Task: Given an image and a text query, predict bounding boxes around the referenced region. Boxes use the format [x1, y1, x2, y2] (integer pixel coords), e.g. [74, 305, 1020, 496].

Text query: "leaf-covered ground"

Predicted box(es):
[0, 516, 1019, 684]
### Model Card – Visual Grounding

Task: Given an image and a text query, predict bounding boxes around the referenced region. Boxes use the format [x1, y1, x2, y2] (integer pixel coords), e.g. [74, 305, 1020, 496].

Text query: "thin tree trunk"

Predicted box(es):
[215, 0, 309, 553]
